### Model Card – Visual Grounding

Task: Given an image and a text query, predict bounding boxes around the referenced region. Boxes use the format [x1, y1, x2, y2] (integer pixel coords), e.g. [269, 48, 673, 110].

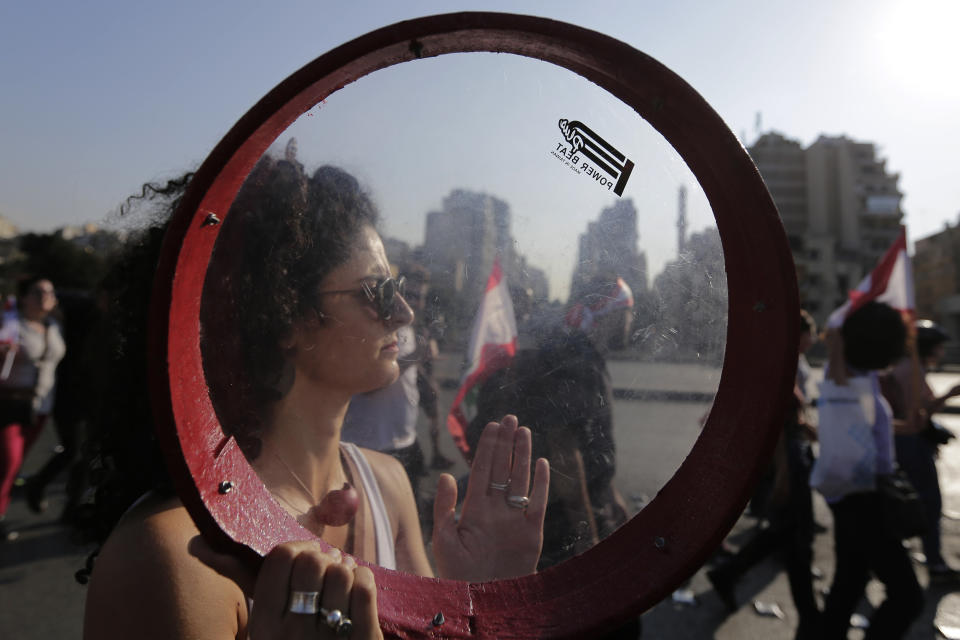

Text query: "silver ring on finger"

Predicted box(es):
[320, 608, 353, 637]
[287, 590, 320, 615]
[506, 495, 530, 510]
[488, 480, 510, 492]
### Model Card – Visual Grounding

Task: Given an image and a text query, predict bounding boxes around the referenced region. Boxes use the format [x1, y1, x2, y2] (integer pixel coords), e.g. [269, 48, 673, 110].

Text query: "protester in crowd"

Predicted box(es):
[404, 264, 454, 471]
[796, 309, 816, 401]
[466, 272, 638, 639]
[79, 161, 549, 638]
[706, 309, 821, 639]
[468, 272, 633, 568]
[880, 319, 960, 582]
[0, 276, 66, 541]
[24, 291, 97, 521]
[811, 301, 923, 640]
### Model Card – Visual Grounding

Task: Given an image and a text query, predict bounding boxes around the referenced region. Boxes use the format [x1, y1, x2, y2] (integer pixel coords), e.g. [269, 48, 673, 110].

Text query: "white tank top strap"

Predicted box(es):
[340, 441, 396, 571]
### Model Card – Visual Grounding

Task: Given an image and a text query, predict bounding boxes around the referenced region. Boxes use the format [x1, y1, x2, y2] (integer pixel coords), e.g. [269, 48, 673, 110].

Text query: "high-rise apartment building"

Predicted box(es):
[749, 133, 904, 325]
[421, 189, 548, 343]
[569, 198, 648, 304]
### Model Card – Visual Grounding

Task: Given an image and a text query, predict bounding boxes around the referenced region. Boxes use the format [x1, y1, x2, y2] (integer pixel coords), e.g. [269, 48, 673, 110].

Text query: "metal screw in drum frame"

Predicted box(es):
[148, 12, 799, 639]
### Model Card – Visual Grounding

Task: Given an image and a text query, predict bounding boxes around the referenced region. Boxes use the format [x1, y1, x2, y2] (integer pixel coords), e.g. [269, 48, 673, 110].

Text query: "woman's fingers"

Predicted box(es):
[468, 421, 501, 491]
[527, 457, 550, 528]
[487, 415, 518, 494]
[287, 547, 337, 629]
[317, 559, 354, 634]
[509, 426, 533, 499]
[350, 566, 383, 640]
[239, 541, 382, 640]
[461, 421, 503, 508]
[253, 542, 303, 622]
[433, 472, 458, 528]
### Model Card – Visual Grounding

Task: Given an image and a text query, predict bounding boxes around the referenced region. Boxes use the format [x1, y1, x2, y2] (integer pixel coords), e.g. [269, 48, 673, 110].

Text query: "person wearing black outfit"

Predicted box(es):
[815, 302, 923, 640]
[707, 310, 821, 639]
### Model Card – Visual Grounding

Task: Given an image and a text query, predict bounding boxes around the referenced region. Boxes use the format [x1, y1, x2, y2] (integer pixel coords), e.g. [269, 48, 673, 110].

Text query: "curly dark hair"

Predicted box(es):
[202, 157, 379, 458]
[841, 301, 907, 371]
[74, 160, 378, 580]
[72, 175, 192, 582]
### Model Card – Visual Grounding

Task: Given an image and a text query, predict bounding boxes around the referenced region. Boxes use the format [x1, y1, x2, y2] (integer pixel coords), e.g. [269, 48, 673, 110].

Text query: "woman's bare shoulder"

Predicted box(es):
[84, 494, 247, 639]
[96, 494, 205, 566]
[359, 448, 412, 500]
[358, 448, 433, 576]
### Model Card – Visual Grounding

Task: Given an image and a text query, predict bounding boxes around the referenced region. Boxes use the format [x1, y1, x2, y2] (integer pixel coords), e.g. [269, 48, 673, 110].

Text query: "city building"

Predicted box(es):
[420, 189, 548, 343]
[914, 222, 960, 358]
[749, 132, 904, 325]
[569, 198, 648, 303]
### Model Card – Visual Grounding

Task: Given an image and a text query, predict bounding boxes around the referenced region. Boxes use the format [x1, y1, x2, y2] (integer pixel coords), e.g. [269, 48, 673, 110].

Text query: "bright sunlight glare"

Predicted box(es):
[876, 0, 960, 100]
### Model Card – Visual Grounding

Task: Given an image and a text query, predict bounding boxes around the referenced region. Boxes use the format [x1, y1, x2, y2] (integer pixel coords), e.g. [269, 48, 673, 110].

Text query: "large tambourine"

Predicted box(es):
[148, 12, 798, 639]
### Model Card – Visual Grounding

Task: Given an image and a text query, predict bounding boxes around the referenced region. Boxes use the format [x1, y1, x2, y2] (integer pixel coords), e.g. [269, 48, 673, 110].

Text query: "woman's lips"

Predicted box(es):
[381, 341, 399, 353]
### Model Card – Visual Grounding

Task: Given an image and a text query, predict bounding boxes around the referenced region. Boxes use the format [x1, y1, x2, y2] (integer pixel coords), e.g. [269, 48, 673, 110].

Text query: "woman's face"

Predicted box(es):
[288, 225, 413, 396]
[23, 279, 57, 317]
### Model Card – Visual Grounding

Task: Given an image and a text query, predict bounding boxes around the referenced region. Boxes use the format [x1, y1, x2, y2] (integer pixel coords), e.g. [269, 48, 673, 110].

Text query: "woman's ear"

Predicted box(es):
[281, 309, 325, 350]
[279, 331, 297, 350]
[279, 320, 308, 351]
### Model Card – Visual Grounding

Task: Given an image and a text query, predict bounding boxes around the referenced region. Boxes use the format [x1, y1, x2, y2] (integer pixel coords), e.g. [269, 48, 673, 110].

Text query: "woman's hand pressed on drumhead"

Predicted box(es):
[432, 415, 550, 582]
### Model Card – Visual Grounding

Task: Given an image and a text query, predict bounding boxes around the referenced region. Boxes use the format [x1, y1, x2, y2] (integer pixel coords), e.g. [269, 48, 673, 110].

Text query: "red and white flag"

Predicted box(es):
[446, 257, 518, 457]
[826, 226, 915, 328]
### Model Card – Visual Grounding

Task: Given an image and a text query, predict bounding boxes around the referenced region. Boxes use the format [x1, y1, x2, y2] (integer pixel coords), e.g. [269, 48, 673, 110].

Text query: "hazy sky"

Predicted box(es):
[1, 0, 957, 291]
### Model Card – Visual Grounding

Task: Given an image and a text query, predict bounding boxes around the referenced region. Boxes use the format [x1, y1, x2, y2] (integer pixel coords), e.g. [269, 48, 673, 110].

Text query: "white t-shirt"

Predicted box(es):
[1, 314, 66, 414]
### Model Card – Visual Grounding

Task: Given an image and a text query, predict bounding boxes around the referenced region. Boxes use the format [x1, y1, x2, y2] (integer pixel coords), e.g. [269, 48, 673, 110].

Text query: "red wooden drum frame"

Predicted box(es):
[147, 12, 799, 639]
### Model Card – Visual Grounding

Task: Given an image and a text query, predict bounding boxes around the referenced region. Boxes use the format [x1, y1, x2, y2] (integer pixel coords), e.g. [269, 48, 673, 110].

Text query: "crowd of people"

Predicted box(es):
[704, 303, 960, 639]
[2, 156, 960, 640]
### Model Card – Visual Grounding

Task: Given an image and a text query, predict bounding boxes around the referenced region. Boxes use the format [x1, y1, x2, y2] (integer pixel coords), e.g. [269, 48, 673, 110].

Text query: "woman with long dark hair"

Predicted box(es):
[79, 160, 549, 639]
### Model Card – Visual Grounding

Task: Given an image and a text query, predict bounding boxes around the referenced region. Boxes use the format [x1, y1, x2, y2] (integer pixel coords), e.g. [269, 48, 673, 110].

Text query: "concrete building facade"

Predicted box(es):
[914, 224, 960, 358]
[420, 189, 548, 344]
[749, 133, 904, 326]
[569, 198, 648, 304]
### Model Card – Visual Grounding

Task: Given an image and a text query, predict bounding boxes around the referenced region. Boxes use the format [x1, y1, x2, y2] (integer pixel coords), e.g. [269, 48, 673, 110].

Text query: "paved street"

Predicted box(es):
[2, 367, 960, 639]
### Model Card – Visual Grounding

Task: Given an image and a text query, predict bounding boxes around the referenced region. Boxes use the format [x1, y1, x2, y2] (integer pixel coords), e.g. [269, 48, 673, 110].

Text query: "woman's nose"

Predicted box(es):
[390, 293, 415, 327]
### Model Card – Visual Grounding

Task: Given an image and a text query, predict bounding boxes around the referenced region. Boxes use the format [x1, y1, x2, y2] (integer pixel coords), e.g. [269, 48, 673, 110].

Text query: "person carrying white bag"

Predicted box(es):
[810, 301, 923, 640]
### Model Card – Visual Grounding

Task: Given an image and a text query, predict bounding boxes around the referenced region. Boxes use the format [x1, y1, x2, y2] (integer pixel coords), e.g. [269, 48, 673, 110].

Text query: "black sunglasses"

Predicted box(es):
[316, 275, 406, 321]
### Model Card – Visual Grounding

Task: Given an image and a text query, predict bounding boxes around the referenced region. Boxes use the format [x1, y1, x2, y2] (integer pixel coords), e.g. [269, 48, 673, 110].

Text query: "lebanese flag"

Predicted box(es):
[826, 227, 915, 328]
[446, 257, 518, 457]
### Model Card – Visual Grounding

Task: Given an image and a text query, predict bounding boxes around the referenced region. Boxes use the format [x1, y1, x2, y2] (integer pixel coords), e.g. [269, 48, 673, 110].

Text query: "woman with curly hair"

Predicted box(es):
[80, 159, 549, 639]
